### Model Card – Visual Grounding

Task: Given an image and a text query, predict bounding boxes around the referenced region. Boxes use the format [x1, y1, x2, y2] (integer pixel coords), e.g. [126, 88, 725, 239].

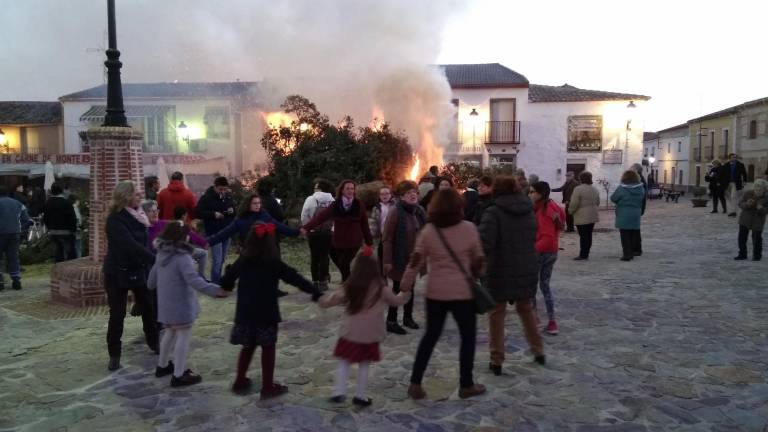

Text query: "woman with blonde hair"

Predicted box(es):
[104, 180, 158, 371]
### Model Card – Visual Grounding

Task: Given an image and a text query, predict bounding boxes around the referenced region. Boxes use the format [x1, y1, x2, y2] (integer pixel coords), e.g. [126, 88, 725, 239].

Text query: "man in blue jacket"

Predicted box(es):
[0, 185, 31, 290]
[195, 176, 235, 283]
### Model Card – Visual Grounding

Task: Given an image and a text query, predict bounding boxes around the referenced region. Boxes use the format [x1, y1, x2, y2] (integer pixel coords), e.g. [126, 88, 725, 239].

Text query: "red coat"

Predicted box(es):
[157, 180, 197, 220]
[534, 199, 565, 254]
[303, 198, 373, 250]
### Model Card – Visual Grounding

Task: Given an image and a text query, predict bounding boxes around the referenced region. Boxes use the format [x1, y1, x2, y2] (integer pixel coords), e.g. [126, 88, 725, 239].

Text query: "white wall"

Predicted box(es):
[62, 98, 239, 175]
[655, 128, 690, 187]
[523, 100, 645, 196]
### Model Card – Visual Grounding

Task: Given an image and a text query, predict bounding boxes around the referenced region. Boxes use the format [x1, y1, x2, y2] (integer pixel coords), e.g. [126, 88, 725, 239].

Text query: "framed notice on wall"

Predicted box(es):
[602, 149, 623, 164]
[567, 115, 602, 152]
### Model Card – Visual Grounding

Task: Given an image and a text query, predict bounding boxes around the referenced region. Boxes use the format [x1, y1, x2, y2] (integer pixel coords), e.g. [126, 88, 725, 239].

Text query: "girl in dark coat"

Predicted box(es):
[103, 180, 158, 371]
[478, 176, 544, 376]
[207, 194, 298, 247]
[221, 222, 321, 398]
[302, 180, 373, 282]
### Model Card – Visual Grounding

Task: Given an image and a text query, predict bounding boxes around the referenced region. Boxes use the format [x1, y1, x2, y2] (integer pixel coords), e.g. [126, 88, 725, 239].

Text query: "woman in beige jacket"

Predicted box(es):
[568, 171, 601, 260]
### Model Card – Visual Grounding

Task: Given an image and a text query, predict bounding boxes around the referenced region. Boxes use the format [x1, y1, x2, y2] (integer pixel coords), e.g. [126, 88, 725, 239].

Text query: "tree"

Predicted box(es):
[261, 96, 414, 215]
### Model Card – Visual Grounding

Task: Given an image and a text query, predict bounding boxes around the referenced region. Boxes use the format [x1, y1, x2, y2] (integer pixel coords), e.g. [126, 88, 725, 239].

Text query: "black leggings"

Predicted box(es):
[105, 273, 158, 357]
[329, 247, 358, 282]
[712, 187, 727, 212]
[410, 299, 476, 388]
[619, 229, 641, 258]
[386, 280, 415, 322]
[308, 232, 332, 282]
[576, 223, 594, 258]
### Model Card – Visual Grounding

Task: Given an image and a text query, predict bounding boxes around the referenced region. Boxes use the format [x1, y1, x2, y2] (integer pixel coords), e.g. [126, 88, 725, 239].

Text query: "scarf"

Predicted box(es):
[393, 201, 426, 272]
[125, 206, 151, 227]
[342, 196, 354, 211]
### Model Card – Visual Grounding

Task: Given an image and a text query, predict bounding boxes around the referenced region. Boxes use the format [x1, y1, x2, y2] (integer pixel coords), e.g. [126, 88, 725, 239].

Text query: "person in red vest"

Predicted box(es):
[157, 171, 197, 221]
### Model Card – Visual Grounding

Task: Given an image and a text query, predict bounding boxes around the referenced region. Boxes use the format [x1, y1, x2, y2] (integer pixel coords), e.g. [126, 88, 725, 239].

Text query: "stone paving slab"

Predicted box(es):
[0, 199, 767, 431]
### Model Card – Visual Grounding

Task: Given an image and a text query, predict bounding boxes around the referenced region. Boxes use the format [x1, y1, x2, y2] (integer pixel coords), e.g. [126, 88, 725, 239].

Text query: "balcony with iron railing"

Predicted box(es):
[485, 121, 521, 145]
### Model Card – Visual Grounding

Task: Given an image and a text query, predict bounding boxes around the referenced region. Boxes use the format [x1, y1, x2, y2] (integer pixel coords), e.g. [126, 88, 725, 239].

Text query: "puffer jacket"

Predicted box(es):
[147, 241, 220, 325]
[610, 183, 646, 230]
[478, 193, 538, 302]
[535, 199, 566, 254]
[157, 180, 197, 220]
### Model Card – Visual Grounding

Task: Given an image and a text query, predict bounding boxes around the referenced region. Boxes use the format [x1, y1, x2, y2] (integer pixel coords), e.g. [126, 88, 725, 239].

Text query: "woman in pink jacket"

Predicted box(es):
[529, 182, 566, 335]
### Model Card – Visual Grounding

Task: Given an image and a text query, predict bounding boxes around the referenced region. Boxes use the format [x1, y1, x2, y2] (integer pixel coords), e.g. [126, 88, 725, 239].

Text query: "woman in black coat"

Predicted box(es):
[103, 180, 158, 371]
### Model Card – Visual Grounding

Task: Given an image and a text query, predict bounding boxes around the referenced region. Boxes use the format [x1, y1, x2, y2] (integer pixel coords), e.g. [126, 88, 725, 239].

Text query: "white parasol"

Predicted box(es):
[43, 161, 56, 192]
[156, 157, 170, 189]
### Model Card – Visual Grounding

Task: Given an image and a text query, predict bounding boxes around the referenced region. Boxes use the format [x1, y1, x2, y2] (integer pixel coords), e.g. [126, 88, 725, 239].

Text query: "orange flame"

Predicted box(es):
[409, 154, 421, 181]
[260, 111, 297, 129]
[371, 106, 385, 131]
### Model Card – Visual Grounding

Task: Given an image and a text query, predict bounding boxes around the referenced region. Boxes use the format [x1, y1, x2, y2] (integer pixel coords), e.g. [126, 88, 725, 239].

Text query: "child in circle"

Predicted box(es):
[319, 249, 412, 406]
[221, 222, 322, 399]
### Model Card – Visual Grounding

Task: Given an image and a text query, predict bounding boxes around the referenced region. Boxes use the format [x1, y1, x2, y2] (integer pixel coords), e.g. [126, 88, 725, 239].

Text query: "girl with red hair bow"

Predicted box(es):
[220, 222, 322, 399]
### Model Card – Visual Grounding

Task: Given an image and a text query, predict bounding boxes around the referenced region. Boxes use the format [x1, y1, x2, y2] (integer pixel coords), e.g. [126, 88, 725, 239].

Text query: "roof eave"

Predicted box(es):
[450, 83, 529, 90]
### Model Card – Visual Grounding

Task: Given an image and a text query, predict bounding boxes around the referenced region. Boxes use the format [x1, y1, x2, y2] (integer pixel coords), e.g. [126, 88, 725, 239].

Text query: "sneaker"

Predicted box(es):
[734, 255, 748, 261]
[155, 362, 174, 378]
[573, 256, 588, 261]
[489, 363, 502, 376]
[108, 356, 121, 371]
[260, 383, 288, 400]
[407, 384, 426, 400]
[458, 384, 486, 399]
[171, 370, 202, 387]
[329, 395, 346, 403]
[352, 396, 373, 407]
[386, 321, 407, 335]
[620, 257, 633, 262]
[11, 279, 21, 290]
[232, 378, 253, 395]
[545, 320, 560, 335]
[403, 316, 419, 330]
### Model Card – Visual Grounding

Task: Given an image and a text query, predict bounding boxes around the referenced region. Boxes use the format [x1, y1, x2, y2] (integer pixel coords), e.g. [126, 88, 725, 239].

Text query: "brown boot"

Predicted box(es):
[459, 384, 486, 399]
[407, 384, 426, 400]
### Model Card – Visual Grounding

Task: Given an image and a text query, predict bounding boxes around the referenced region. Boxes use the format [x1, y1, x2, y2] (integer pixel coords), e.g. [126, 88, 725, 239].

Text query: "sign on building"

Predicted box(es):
[568, 115, 602, 152]
[602, 149, 623, 164]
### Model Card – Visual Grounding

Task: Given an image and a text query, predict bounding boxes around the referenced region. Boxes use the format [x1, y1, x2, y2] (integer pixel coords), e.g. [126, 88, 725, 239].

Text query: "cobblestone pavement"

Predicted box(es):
[1, 199, 766, 432]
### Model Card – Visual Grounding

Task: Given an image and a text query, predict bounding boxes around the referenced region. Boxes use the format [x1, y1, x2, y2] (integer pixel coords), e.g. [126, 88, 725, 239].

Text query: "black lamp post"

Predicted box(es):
[102, 0, 128, 127]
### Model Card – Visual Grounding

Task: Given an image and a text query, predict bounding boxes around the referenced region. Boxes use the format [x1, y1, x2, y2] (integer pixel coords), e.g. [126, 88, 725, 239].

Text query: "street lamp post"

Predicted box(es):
[103, 0, 127, 127]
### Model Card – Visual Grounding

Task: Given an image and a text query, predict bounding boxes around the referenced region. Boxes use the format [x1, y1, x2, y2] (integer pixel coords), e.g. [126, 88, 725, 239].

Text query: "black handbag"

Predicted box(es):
[434, 226, 496, 314]
[117, 266, 147, 289]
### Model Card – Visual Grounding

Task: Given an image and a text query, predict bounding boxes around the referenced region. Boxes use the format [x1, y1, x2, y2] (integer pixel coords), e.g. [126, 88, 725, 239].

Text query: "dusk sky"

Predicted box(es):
[2, 0, 766, 131]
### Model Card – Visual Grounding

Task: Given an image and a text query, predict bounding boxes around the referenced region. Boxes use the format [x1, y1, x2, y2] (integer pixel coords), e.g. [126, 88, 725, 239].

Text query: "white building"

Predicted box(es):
[442, 64, 649, 195]
[646, 124, 690, 188]
[59, 82, 268, 179]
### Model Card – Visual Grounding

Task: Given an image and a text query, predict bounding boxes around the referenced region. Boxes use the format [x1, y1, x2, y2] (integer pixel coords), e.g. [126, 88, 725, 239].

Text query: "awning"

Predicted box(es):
[79, 105, 174, 122]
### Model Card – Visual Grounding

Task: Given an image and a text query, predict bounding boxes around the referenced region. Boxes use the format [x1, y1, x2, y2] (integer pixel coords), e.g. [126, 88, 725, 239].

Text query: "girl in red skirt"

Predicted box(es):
[319, 249, 412, 406]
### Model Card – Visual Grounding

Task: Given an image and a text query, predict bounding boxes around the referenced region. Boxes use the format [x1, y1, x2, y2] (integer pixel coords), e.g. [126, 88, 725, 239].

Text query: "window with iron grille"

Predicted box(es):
[205, 106, 230, 139]
[749, 120, 757, 139]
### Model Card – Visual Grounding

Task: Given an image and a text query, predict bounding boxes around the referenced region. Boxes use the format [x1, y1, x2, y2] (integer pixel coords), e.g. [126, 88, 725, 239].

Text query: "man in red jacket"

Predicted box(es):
[157, 171, 197, 221]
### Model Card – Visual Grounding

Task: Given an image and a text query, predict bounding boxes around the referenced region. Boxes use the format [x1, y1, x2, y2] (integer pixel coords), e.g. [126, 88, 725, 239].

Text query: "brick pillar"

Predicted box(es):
[88, 127, 145, 261]
[51, 126, 144, 306]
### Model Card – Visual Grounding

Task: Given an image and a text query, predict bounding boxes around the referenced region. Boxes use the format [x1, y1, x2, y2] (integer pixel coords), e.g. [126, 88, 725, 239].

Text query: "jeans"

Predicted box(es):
[330, 246, 358, 282]
[308, 232, 332, 282]
[0, 234, 21, 281]
[726, 184, 742, 214]
[209, 238, 229, 283]
[489, 300, 543, 366]
[192, 248, 207, 276]
[74, 234, 82, 258]
[533, 253, 558, 321]
[576, 223, 595, 258]
[386, 280, 415, 322]
[50, 234, 76, 262]
[411, 299, 476, 388]
[105, 272, 158, 357]
[619, 229, 641, 258]
[738, 225, 763, 259]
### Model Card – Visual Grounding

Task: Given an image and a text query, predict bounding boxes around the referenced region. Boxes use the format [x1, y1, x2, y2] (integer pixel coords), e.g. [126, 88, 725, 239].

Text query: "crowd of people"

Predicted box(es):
[0, 159, 765, 404]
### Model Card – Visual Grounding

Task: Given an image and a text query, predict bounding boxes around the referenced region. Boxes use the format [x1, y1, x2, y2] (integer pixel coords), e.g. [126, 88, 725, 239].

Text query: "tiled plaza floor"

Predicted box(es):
[1, 198, 766, 431]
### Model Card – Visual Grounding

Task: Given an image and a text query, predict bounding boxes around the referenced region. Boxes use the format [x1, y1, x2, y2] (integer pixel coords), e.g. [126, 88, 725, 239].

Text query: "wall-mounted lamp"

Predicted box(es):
[177, 121, 190, 144]
[469, 108, 479, 116]
[627, 101, 636, 109]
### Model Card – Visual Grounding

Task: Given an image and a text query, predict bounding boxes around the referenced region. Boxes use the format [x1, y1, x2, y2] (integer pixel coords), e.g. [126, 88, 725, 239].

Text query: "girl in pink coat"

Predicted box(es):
[319, 249, 411, 407]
